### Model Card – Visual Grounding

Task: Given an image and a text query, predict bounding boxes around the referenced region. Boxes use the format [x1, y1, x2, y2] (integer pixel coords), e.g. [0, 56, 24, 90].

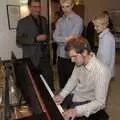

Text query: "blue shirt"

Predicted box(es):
[97, 28, 115, 77]
[53, 11, 83, 58]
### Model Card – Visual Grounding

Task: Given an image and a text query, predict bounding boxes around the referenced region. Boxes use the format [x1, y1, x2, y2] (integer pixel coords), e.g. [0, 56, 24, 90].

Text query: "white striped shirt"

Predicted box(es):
[60, 54, 111, 117]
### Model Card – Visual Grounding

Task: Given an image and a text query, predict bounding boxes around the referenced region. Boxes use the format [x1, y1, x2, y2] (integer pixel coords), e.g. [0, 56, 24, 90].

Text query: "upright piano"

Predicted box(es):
[0, 58, 65, 120]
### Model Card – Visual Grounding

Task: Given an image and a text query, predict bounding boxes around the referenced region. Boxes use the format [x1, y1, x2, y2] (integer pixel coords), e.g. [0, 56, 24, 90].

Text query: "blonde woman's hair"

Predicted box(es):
[60, 0, 75, 5]
[93, 12, 109, 28]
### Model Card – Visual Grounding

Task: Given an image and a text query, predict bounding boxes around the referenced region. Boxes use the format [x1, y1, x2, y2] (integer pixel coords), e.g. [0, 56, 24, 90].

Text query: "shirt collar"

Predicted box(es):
[84, 53, 96, 70]
[62, 11, 75, 19]
[99, 28, 110, 39]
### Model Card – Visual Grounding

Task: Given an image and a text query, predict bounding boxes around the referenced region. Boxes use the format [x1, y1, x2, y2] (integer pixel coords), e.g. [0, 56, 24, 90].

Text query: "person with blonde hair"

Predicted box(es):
[53, 0, 83, 89]
[102, 10, 114, 33]
[93, 12, 115, 78]
[60, 0, 75, 5]
[54, 36, 110, 120]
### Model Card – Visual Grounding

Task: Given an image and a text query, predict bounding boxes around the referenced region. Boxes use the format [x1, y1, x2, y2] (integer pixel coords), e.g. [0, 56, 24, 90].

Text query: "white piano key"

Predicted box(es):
[40, 74, 64, 114]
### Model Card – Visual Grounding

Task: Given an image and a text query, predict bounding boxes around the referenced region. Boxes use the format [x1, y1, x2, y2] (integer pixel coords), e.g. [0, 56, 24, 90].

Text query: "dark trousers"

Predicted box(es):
[52, 42, 57, 65]
[57, 57, 74, 88]
[30, 57, 54, 91]
[74, 110, 109, 120]
[62, 94, 109, 120]
[38, 58, 54, 91]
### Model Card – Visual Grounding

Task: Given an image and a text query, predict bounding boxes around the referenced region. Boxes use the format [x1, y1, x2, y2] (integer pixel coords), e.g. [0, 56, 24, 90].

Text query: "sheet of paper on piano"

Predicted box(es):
[40, 74, 64, 114]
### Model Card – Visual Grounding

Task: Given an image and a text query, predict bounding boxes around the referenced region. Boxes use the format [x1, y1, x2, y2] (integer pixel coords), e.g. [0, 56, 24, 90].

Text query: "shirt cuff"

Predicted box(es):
[75, 105, 89, 118]
[59, 90, 68, 99]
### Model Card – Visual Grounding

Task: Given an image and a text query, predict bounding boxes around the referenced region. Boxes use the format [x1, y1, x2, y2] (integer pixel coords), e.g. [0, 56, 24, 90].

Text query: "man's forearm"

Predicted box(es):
[16, 35, 35, 45]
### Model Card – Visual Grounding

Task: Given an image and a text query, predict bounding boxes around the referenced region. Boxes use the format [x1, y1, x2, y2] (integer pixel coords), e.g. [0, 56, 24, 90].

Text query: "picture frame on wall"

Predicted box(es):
[7, 5, 20, 30]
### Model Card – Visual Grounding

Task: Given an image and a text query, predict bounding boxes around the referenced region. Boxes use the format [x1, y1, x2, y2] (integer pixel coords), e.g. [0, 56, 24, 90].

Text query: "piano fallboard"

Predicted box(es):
[13, 59, 65, 120]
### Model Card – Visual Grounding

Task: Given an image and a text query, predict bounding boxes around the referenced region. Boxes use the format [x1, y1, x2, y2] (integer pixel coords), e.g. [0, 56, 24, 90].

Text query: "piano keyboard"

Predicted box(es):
[40, 75, 64, 114]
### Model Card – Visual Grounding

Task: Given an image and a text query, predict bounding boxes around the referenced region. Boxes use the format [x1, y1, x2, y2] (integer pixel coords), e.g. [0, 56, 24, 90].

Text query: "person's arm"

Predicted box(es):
[54, 66, 78, 106]
[40, 16, 48, 35]
[53, 17, 83, 43]
[59, 66, 78, 99]
[69, 16, 83, 36]
[65, 17, 83, 42]
[53, 20, 66, 43]
[65, 16, 83, 43]
[36, 16, 49, 42]
[74, 69, 111, 117]
[97, 35, 115, 68]
[16, 20, 36, 45]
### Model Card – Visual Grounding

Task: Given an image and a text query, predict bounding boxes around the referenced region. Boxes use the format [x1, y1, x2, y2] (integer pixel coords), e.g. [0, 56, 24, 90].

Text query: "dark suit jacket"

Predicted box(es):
[16, 14, 48, 67]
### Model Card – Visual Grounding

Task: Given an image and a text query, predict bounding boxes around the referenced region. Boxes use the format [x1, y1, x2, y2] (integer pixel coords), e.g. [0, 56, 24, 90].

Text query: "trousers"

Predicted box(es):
[62, 94, 109, 120]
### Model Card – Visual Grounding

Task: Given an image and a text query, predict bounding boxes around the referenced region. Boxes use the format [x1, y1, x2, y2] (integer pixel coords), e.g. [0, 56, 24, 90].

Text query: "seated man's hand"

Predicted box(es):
[63, 108, 77, 120]
[54, 95, 64, 105]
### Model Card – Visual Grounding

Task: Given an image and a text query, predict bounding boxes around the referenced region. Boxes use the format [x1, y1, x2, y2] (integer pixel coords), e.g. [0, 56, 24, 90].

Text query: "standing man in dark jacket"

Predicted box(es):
[16, 0, 54, 90]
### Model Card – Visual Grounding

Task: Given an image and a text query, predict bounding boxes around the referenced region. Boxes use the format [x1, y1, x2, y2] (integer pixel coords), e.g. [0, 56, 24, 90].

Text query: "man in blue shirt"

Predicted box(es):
[53, 0, 83, 88]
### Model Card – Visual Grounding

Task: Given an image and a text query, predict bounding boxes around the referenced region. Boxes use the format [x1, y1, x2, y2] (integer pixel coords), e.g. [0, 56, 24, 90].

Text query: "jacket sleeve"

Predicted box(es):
[40, 16, 48, 35]
[16, 20, 36, 45]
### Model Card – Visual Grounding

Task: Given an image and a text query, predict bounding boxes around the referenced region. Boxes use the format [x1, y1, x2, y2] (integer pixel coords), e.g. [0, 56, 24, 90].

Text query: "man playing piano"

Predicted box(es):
[54, 36, 111, 120]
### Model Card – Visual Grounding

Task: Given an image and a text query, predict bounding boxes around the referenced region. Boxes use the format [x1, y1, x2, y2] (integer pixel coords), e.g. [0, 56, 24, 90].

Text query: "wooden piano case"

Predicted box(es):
[2, 58, 65, 120]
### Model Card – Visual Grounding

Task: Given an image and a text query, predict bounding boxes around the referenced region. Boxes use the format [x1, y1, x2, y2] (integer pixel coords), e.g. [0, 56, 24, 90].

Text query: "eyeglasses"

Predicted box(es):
[30, 5, 40, 8]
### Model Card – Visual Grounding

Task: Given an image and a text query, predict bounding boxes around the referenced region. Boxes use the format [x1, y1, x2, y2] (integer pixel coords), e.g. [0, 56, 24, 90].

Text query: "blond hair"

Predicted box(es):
[93, 12, 109, 28]
[60, 0, 74, 5]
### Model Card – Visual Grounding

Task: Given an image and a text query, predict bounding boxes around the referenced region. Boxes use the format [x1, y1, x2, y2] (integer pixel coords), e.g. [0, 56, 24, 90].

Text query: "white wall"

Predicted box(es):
[0, 0, 120, 60]
[84, 0, 120, 24]
[0, 0, 48, 60]
[0, 0, 22, 60]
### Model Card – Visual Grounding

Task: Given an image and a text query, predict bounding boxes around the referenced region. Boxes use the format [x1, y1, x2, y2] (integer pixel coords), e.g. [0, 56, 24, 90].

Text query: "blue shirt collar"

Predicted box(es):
[62, 11, 75, 19]
[99, 28, 110, 39]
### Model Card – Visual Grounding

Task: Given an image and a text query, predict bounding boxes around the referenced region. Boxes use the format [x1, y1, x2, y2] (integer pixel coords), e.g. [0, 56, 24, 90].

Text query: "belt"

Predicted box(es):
[71, 101, 90, 108]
